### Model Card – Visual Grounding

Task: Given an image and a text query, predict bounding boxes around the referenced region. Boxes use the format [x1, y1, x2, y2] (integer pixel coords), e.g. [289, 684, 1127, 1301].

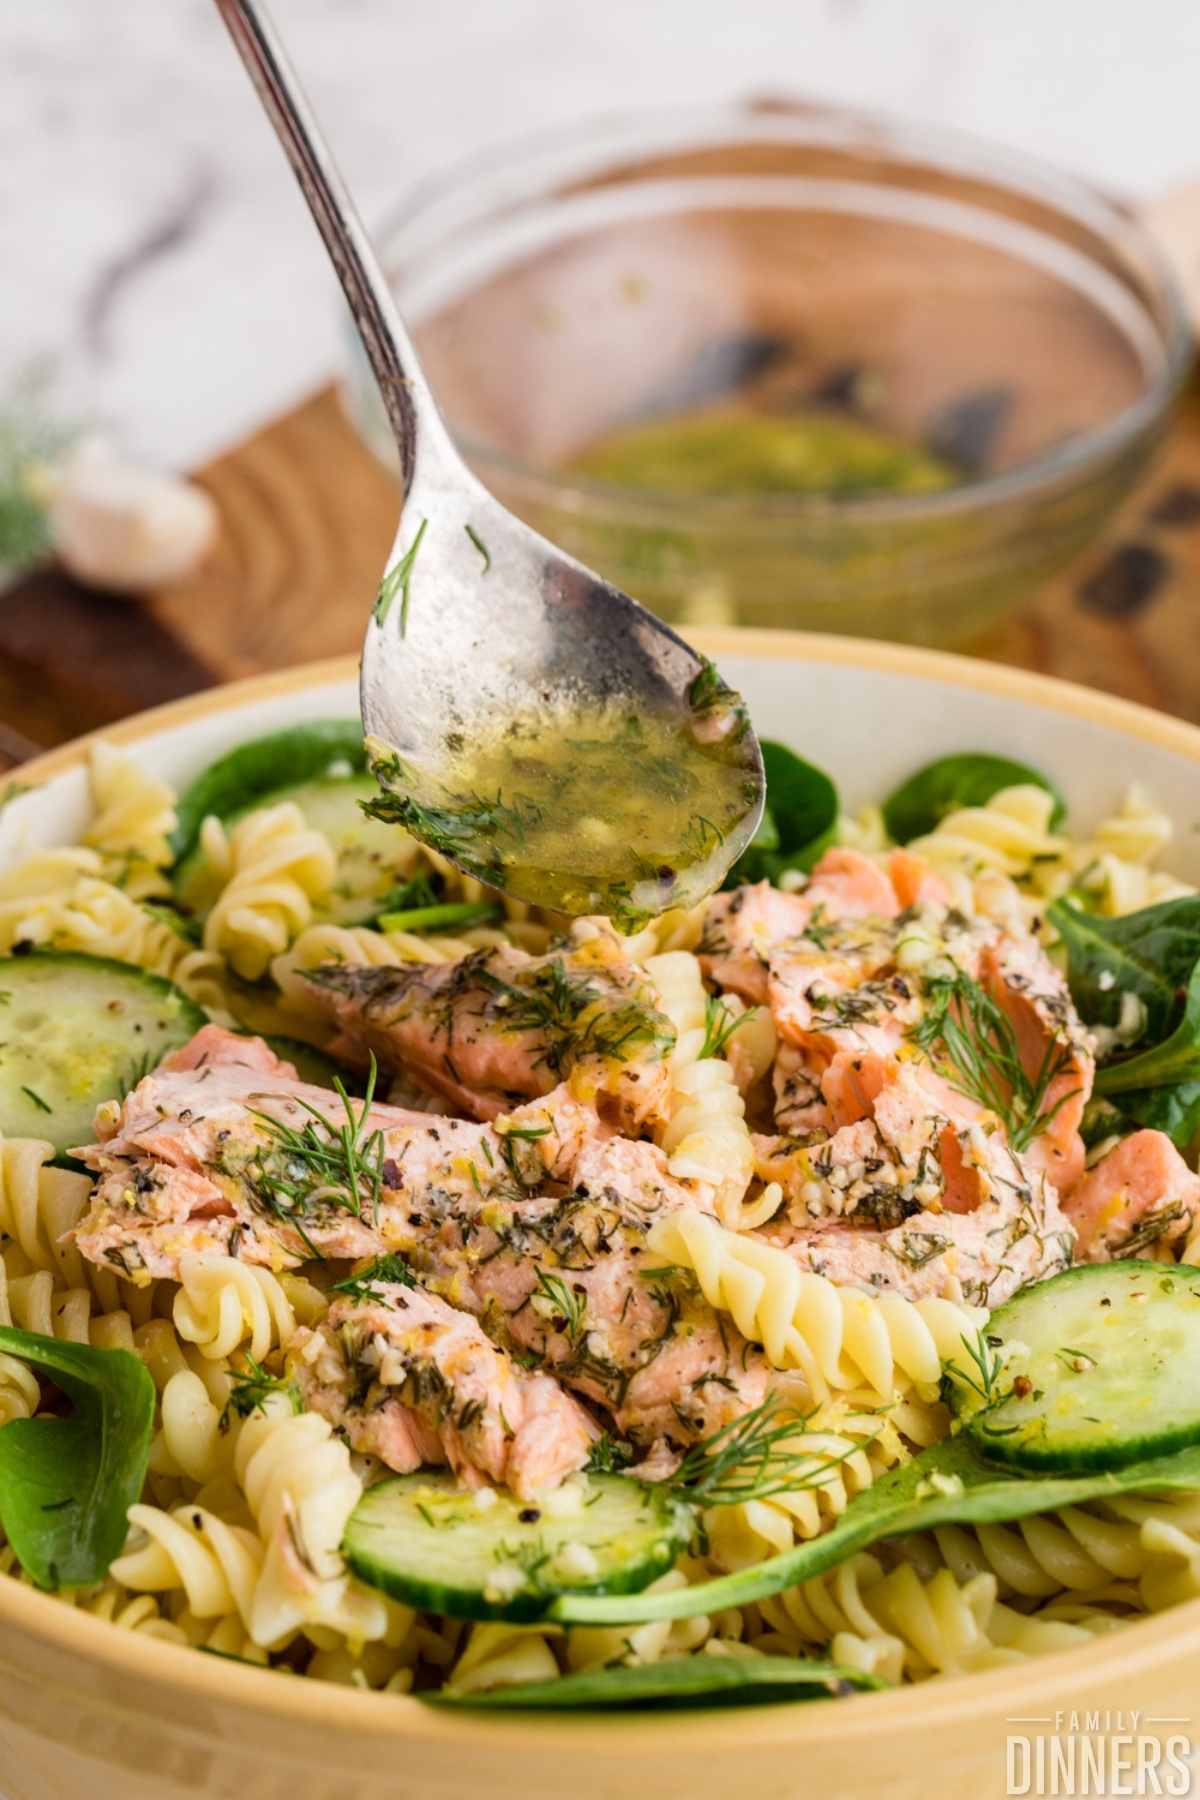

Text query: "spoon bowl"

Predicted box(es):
[214, 0, 765, 919]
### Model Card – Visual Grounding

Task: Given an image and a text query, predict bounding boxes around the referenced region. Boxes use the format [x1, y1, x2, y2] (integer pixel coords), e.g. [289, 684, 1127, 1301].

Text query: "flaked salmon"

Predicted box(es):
[298, 920, 674, 1128]
[73, 1025, 786, 1455]
[1064, 1128, 1200, 1260]
[72, 1026, 597, 1281]
[291, 1278, 594, 1498]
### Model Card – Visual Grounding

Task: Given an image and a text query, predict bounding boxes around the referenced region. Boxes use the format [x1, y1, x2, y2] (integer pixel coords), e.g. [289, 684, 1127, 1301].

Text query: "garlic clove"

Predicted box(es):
[45, 437, 218, 593]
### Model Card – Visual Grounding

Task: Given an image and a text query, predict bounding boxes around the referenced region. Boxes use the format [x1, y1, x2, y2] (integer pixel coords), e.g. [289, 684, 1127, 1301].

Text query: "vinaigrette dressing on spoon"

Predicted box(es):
[363, 665, 759, 929]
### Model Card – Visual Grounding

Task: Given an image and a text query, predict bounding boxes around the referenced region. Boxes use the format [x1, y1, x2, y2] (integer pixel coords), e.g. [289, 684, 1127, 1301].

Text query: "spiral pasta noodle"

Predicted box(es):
[200, 803, 336, 981]
[704, 1397, 914, 1570]
[908, 785, 1064, 882]
[233, 1405, 388, 1646]
[83, 740, 177, 901]
[172, 1254, 299, 1363]
[748, 1552, 1123, 1682]
[0, 1134, 93, 1277]
[644, 952, 760, 1226]
[111, 1503, 264, 1631]
[647, 1209, 986, 1404]
[0, 858, 227, 1011]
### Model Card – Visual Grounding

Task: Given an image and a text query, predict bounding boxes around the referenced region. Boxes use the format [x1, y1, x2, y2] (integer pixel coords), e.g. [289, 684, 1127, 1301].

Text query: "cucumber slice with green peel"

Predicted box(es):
[0, 952, 205, 1151]
[170, 721, 366, 864]
[948, 1260, 1200, 1472]
[343, 1471, 692, 1622]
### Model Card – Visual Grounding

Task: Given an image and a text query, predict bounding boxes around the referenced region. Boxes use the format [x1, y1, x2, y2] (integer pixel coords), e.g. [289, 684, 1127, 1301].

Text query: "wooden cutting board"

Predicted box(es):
[4, 379, 1200, 756]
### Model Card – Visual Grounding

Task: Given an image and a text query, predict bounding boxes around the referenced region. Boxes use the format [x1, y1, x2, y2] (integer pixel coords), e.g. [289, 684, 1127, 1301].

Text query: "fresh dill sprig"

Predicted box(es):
[464, 522, 491, 572]
[373, 516, 428, 636]
[530, 1270, 587, 1343]
[331, 1252, 416, 1303]
[219, 1357, 301, 1430]
[247, 1054, 387, 1228]
[942, 1329, 1003, 1406]
[911, 969, 1079, 1151]
[118, 1050, 157, 1098]
[476, 958, 673, 1075]
[699, 993, 758, 1061]
[662, 1398, 876, 1511]
[584, 1432, 636, 1476]
[362, 785, 540, 882]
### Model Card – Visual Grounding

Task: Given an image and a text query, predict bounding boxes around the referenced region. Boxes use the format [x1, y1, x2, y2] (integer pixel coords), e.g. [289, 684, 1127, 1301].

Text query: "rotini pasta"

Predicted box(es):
[747, 1552, 1125, 1682]
[201, 803, 336, 981]
[704, 1396, 913, 1569]
[644, 951, 759, 1226]
[83, 740, 177, 900]
[232, 1404, 388, 1646]
[173, 1254, 300, 1363]
[0, 859, 227, 1010]
[647, 1209, 985, 1403]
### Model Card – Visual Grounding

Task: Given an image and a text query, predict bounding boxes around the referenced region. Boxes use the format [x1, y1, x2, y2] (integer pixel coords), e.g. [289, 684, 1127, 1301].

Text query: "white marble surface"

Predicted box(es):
[4, 0, 1200, 471]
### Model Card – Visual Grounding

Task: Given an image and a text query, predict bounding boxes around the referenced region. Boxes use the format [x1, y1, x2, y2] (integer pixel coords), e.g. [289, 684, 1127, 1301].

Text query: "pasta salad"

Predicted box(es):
[2, 719, 1200, 1711]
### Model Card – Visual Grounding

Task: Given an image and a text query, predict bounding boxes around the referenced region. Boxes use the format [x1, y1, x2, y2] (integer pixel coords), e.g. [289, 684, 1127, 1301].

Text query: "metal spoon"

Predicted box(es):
[214, 0, 764, 919]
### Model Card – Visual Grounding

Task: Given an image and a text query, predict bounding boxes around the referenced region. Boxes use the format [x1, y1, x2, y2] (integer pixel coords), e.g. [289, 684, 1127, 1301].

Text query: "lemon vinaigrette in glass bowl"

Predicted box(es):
[342, 101, 1192, 647]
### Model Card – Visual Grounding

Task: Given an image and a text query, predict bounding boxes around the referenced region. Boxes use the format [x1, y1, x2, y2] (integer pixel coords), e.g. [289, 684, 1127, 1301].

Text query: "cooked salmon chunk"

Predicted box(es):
[72, 1025, 786, 1456]
[291, 1279, 594, 1498]
[71, 1026, 598, 1281]
[298, 920, 674, 1128]
[1064, 1129, 1200, 1261]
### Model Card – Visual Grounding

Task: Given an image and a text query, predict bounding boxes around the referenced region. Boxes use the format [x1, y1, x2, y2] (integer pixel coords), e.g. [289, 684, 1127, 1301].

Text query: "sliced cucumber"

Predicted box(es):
[947, 1260, 1200, 1473]
[343, 1472, 692, 1622]
[0, 951, 205, 1151]
[170, 721, 366, 864]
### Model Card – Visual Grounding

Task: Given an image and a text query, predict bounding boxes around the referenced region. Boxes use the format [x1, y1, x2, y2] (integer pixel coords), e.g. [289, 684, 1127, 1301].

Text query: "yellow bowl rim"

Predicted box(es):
[6, 624, 1200, 1755]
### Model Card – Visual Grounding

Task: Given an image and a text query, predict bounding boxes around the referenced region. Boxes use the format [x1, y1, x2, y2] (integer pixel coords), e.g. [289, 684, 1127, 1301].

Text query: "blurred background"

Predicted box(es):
[2, 0, 1200, 749]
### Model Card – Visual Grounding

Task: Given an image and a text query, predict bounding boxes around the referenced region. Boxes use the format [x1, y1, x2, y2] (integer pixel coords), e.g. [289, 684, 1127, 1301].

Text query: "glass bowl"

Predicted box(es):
[341, 100, 1193, 646]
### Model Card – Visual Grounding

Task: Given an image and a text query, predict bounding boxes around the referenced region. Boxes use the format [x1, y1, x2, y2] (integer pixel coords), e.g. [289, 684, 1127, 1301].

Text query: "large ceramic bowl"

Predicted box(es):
[4, 631, 1200, 1800]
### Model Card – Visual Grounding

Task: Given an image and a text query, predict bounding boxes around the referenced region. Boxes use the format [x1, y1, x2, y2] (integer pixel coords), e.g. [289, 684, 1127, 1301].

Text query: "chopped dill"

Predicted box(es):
[373, 515, 428, 636]
[20, 1084, 51, 1114]
[662, 1398, 875, 1511]
[699, 993, 758, 1061]
[911, 968, 1079, 1151]
[530, 1270, 587, 1343]
[464, 522, 491, 572]
[332, 1253, 417, 1303]
[219, 1357, 301, 1430]
[247, 1054, 387, 1227]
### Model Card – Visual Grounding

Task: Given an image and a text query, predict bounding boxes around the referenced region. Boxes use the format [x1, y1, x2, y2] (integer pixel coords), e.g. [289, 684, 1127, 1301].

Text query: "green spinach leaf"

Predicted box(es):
[1095, 960, 1200, 1097]
[883, 753, 1065, 845]
[429, 1654, 880, 1710]
[0, 1326, 155, 1589]
[551, 1434, 1200, 1627]
[725, 741, 837, 886]
[1049, 894, 1200, 1041]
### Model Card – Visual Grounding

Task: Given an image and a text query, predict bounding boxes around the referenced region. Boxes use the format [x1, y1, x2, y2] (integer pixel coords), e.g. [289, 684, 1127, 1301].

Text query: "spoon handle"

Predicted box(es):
[213, 0, 456, 494]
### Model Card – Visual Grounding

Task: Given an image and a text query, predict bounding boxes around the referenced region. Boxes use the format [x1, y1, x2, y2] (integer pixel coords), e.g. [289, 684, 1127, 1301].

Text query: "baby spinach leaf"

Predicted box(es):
[1049, 894, 1200, 1042]
[725, 741, 837, 886]
[551, 1434, 1200, 1627]
[1114, 1080, 1200, 1154]
[0, 1326, 155, 1589]
[1096, 960, 1200, 1097]
[428, 1654, 880, 1710]
[883, 753, 1065, 845]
